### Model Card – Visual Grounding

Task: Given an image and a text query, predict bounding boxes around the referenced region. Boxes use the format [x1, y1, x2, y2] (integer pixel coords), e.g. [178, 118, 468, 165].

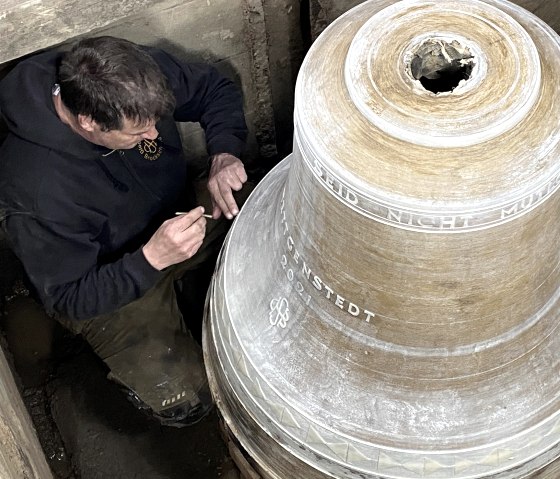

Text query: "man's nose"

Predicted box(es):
[142, 127, 159, 140]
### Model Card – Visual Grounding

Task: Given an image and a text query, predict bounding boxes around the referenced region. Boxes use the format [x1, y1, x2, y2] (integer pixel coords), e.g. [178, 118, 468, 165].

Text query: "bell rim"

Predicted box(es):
[204, 156, 560, 478]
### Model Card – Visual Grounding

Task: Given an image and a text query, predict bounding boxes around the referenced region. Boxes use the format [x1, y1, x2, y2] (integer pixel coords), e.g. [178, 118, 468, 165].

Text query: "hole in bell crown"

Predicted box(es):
[410, 39, 475, 94]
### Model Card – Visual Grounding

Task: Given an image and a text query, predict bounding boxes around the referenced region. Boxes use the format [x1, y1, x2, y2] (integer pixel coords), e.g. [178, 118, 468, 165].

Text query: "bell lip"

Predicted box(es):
[204, 155, 560, 478]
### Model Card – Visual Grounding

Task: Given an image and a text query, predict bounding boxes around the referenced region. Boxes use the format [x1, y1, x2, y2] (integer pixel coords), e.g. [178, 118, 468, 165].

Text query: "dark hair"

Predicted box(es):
[58, 36, 175, 131]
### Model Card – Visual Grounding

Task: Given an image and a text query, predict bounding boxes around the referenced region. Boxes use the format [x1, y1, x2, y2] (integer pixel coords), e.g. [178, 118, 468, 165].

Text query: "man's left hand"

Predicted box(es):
[207, 153, 247, 220]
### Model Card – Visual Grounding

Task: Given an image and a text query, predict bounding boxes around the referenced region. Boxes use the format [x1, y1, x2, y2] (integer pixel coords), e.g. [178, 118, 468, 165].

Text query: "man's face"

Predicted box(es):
[86, 117, 159, 150]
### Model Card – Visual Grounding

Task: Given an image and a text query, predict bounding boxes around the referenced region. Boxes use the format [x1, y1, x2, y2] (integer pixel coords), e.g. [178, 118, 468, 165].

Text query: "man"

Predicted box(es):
[0, 36, 249, 426]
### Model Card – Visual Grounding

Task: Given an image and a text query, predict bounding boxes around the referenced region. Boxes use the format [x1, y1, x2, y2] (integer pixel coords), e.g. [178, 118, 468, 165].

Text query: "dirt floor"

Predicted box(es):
[1, 290, 240, 479]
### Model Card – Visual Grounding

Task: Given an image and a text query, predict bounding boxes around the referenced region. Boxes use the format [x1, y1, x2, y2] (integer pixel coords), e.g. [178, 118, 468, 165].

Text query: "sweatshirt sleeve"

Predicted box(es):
[150, 49, 248, 158]
[4, 213, 162, 321]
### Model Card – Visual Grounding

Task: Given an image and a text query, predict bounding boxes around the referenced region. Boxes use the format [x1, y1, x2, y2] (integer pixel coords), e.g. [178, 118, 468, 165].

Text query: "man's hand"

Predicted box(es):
[142, 207, 207, 271]
[207, 153, 247, 220]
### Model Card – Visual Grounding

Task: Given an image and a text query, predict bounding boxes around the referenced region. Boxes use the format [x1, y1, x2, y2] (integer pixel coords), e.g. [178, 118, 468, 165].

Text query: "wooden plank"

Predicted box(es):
[0, 343, 52, 479]
[0, 0, 185, 64]
[219, 419, 262, 479]
[227, 439, 262, 479]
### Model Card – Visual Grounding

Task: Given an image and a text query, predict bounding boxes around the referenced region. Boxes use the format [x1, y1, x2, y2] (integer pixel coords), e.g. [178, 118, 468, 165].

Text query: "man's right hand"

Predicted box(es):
[142, 207, 207, 271]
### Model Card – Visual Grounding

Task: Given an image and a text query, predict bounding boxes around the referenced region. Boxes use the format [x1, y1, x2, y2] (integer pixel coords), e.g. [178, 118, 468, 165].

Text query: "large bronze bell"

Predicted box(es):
[203, 0, 560, 477]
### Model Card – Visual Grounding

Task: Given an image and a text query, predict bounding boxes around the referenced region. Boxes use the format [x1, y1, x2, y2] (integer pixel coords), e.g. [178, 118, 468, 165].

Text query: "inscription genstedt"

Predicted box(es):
[278, 188, 377, 325]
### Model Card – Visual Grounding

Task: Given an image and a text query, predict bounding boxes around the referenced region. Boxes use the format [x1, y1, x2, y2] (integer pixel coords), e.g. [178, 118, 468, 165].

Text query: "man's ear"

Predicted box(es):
[77, 114, 96, 132]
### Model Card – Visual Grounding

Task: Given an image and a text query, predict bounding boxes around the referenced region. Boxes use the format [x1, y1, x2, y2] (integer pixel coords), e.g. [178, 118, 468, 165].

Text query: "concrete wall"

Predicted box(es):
[261, 0, 307, 157]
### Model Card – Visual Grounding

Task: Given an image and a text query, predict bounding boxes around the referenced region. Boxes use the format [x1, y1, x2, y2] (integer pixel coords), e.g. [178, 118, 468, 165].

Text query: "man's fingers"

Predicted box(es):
[218, 181, 239, 218]
[212, 203, 222, 219]
[207, 157, 248, 219]
[229, 172, 245, 192]
[182, 216, 206, 238]
[208, 184, 223, 219]
[176, 217, 206, 260]
[213, 186, 232, 219]
[236, 165, 248, 184]
[227, 163, 247, 189]
[142, 208, 206, 270]
[174, 206, 205, 231]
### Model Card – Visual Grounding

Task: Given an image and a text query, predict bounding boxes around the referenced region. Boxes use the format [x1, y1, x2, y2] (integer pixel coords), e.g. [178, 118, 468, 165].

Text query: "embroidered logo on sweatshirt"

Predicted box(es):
[137, 137, 163, 161]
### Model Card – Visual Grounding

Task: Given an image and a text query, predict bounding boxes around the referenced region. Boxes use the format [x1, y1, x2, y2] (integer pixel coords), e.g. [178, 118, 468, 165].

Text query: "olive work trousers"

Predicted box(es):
[58, 183, 248, 425]
[60, 213, 228, 423]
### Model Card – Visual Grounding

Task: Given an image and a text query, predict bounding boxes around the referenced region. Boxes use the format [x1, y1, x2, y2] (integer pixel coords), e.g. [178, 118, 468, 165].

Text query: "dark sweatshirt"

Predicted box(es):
[0, 47, 247, 320]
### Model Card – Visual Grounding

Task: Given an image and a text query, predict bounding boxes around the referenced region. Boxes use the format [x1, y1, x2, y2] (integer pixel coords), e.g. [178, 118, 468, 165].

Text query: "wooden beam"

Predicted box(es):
[0, 0, 182, 64]
[0, 342, 52, 478]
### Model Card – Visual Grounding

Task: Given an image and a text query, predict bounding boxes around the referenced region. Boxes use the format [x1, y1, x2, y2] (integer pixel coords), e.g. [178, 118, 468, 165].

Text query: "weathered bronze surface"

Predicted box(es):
[204, 0, 560, 477]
